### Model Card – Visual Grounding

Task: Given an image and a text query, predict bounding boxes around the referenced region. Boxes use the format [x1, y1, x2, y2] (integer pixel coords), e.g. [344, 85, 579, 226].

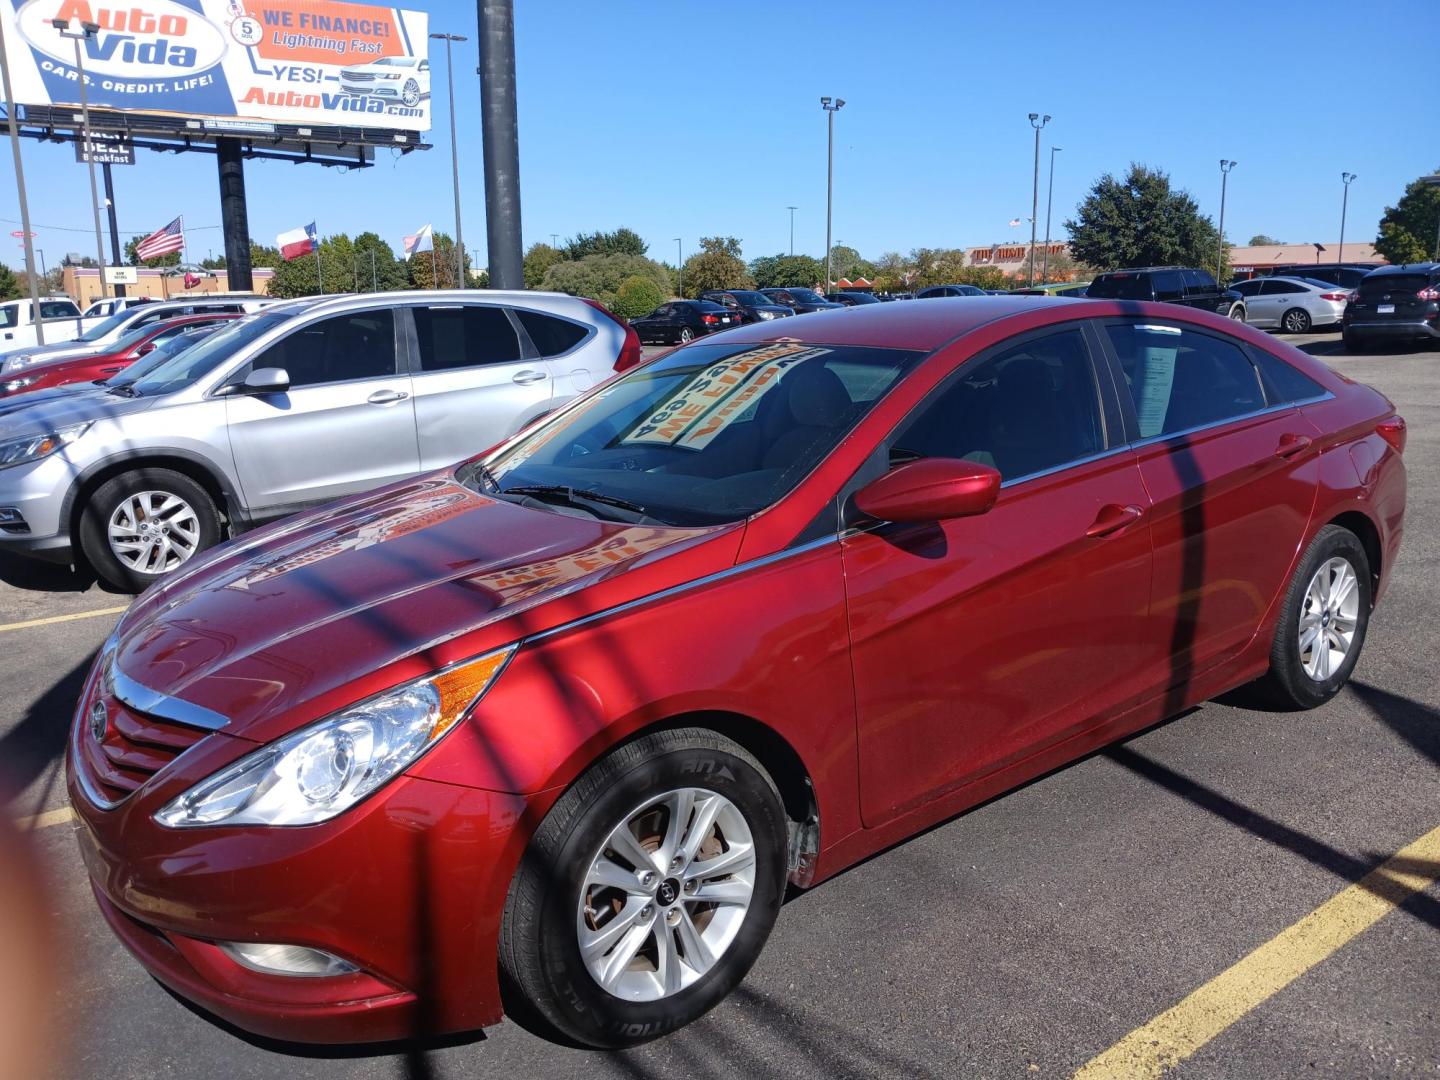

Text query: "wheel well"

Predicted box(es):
[1329, 510, 1381, 603]
[69, 456, 232, 546]
[645, 711, 819, 885]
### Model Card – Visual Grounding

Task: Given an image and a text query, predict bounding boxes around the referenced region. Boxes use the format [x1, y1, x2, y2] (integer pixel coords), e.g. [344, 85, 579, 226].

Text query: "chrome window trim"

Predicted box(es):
[997, 443, 1135, 489]
[1124, 391, 1334, 452]
[113, 666, 230, 731]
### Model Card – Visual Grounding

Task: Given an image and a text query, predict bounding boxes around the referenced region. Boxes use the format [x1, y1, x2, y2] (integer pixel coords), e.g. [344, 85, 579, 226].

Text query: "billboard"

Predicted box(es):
[0, 0, 431, 132]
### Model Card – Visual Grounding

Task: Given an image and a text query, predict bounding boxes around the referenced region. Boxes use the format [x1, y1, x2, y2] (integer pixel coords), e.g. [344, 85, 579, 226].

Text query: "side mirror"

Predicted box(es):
[135, 341, 157, 356]
[241, 367, 290, 395]
[854, 457, 1001, 523]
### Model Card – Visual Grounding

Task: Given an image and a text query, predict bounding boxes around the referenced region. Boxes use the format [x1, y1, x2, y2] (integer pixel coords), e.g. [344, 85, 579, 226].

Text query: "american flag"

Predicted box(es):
[136, 217, 185, 261]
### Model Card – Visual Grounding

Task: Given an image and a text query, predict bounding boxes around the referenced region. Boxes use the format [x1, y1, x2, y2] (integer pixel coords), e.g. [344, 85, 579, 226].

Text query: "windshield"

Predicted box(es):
[1087, 275, 1152, 300]
[376, 57, 415, 66]
[0, 306, 15, 330]
[107, 329, 213, 386]
[725, 291, 771, 306]
[125, 312, 288, 397]
[1358, 273, 1430, 297]
[468, 341, 923, 526]
[77, 309, 139, 342]
[785, 289, 826, 304]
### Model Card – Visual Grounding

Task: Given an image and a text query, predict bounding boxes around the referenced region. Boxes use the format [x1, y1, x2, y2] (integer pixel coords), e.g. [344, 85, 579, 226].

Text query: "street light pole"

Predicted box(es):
[1338, 172, 1356, 264]
[0, 11, 46, 342]
[1217, 159, 1237, 285]
[1027, 113, 1050, 288]
[54, 18, 109, 301]
[674, 238, 683, 298]
[1042, 146, 1062, 285]
[786, 206, 797, 256]
[821, 97, 845, 293]
[431, 31, 468, 288]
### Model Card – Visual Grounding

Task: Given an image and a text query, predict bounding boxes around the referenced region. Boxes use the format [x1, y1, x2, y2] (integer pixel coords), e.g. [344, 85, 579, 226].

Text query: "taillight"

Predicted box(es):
[1320, 292, 1350, 302]
[578, 298, 643, 373]
[1377, 416, 1407, 455]
[702, 314, 718, 324]
[1417, 286, 1440, 301]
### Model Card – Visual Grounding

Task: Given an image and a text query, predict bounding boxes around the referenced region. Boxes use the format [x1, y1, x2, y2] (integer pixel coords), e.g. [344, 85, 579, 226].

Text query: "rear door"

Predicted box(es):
[1096, 318, 1319, 683]
[1152, 271, 1185, 306]
[407, 302, 554, 470]
[224, 307, 420, 514]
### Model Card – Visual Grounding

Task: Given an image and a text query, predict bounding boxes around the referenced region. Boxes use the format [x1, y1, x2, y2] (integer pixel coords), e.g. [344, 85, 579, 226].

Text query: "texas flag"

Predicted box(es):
[403, 224, 434, 259]
[278, 223, 318, 261]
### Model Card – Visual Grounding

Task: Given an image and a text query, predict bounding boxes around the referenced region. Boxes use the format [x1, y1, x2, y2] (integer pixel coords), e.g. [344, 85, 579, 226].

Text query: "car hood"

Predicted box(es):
[113, 475, 740, 743]
[0, 386, 156, 434]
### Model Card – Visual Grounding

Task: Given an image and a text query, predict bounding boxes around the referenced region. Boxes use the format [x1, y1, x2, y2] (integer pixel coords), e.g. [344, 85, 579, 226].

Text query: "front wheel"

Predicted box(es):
[500, 728, 788, 1048]
[1281, 308, 1312, 333]
[78, 468, 222, 593]
[401, 79, 420, 107]
[1254, 524, 1371, 709]
[678, 327, 694, 344]
[1228, 303, 1247, 321]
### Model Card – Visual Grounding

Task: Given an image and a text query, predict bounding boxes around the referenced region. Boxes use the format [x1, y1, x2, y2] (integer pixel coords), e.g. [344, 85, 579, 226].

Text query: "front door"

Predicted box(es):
[845, 326, 1157, 827]
[225, 308, 420, 515]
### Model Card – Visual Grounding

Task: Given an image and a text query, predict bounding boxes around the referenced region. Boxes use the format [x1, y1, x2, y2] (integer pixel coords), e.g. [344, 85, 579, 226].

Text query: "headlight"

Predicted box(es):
[757, 310, 777, 320]
[0, 423, 91, 469]
[1, 355, 34, 373]
[154, 646, 515, 828]
[1, 374, 40, 394]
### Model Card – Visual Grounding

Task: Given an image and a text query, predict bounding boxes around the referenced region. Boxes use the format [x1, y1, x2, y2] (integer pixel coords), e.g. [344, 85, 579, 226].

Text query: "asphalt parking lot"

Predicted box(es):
[2, 332, 1437, 1079]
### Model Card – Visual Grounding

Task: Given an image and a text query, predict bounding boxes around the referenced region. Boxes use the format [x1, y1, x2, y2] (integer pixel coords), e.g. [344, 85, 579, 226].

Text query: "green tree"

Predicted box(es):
[680, 236, 751, 297]
[1247, 234, 1284, 246]
[407, 232, 470, 290]
[563, 228, 647, 260]
[1066, 164, 1223, 272]
[869, 251, 915, 293]
[0, 262, 21, 301]
[352, 232, 408, 291]
[1374, 171, 1440, 266]
[249, 242, 282, 267]
[749, 253, 825, 289]
[268, 232, 362, 298]
[541, 253, 672, 310]
[524, 242, 565, 289]
[199, 254, 227, 270]
[612, 275, 665, 319]
[827, 244, 874, 282]
[124, 236, 181, 268]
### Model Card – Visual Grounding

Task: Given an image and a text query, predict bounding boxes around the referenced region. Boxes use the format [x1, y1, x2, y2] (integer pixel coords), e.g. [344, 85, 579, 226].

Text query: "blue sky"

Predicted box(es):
[4, 1, 1439, 271]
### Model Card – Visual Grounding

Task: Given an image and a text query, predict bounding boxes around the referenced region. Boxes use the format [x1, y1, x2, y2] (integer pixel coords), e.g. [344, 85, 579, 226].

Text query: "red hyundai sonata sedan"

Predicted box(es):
[68, 297, 1406, 1049]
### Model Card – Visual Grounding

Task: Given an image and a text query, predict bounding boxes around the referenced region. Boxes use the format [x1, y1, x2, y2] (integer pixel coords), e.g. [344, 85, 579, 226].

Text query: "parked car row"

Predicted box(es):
[64, 293, 1406, 1052]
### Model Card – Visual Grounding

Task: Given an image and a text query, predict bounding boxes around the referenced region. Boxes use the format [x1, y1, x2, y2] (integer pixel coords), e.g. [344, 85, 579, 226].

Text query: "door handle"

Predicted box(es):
[1274, 433, 1313, 459]
[512, 369, 547, 385]
[366, 389, 409, 405]
[1086, 503, 1144, 538]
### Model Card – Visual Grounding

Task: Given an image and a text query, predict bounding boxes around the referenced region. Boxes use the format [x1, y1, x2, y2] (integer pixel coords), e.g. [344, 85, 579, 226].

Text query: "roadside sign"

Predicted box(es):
[103, 266, 138, 285]
[75, 132, 134, 166]
[9, 230, 36, 238]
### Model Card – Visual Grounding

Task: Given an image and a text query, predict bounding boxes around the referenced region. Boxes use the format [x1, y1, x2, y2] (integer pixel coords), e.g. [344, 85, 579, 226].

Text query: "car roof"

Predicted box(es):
[1366, 262, 1439, 275]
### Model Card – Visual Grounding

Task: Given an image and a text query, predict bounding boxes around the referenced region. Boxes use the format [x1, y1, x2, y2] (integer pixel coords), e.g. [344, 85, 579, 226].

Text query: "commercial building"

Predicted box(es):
[1228, 242, 1384, 278]
[60, 266, 275, 308]
[967, 242, 1073, 279]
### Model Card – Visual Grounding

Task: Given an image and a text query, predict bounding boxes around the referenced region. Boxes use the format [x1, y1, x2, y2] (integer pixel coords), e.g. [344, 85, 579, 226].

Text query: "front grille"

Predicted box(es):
[79, 696, 207, 805]
[344, 72, 377, 82]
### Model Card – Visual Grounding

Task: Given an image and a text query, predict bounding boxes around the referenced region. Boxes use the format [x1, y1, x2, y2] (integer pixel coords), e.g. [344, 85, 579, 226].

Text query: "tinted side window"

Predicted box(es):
[1105, 323, 1265, 438]
[1263, 280, 1306, 295]
[1152, 272, 1185, 301]
[1182, 269, 1213, 296]
[517, 309, 588, 357]
[1231, 280, 1263, 297]
[412, 305, 522, 372]
[1251, 348, 1326, 404]
[40, 301, 79, 318]
[895, 329, 1105, 482]
[257, 310, 398, 387]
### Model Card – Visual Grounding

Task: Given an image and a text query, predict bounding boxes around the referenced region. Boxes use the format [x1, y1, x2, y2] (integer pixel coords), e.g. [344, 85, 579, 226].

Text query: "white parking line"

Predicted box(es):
[0, 606, 128, 635]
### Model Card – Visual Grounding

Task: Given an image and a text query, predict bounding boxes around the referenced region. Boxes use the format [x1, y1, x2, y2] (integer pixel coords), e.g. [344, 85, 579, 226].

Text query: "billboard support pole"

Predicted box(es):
[102, 162, 125, 297]
[58, 23, 110, 301]
[0, 13, 46, 344]
[216, 138, 253, 292]
[477, 0, 522, 290]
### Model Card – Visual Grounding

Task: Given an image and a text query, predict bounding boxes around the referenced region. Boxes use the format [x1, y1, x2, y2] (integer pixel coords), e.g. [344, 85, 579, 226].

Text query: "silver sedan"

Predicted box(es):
[1230, 276, 1352, 333]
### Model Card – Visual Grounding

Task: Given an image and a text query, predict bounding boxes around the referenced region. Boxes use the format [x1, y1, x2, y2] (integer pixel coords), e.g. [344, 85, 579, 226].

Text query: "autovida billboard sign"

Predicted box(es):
[0, 0, 431, 132]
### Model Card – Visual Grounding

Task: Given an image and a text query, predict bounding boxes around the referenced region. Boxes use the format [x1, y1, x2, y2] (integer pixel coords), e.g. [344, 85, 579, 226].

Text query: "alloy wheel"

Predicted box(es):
[1284, 309, 1311, 333]
[577, 787, 756, 1002]
[1299, 556, 1360, 681]
[107, 490, 201, 575]
[402, 79, 420, 107]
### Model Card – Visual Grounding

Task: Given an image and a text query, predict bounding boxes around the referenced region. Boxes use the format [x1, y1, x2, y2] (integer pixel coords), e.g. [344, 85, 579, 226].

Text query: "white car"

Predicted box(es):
[339, 55, 430, 108]
[83, 296, 155, 319]
[1228, 276, 1353, 333]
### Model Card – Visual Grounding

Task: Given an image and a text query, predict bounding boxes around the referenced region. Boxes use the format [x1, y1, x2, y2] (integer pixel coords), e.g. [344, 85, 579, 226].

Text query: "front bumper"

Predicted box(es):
[68, 712, 541, 1044]
[0, 451, 80, 560]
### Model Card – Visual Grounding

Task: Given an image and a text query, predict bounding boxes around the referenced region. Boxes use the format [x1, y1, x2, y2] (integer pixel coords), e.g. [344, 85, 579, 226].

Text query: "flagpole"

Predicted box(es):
[429, 243, 437, 289]
[313, 224, 323, 293]
[180, 214, 187, 282]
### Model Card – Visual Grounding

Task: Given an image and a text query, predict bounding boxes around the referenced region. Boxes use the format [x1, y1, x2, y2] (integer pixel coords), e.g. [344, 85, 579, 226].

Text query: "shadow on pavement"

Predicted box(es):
[0, 551, 102, 595]
[0, 653, 95, 809]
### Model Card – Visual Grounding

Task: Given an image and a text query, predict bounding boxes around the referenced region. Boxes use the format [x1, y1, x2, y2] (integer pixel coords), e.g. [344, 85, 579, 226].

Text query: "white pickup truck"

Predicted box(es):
[0, 296, 101, 349]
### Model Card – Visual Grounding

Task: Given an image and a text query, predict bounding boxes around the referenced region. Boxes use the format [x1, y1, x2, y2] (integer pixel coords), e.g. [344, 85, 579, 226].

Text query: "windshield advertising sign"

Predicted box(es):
[0, 0, 431, 132]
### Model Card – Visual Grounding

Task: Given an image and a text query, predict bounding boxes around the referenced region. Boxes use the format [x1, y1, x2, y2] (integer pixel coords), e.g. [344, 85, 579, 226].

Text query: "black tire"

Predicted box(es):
[1281, 308, 1312, 333]
[1228, 303, 1247, 321]
[78, 468, 223, 593]
[500, 728, 788, 1049]
[678, 327, 694, 344]
[1254, 525, 1371, 710]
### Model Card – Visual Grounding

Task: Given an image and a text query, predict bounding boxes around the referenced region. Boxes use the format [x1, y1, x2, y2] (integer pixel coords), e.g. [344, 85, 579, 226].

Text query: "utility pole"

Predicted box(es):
[54, 17, 109, 300]
[370, 248, 377, 291]
[821, 97, 845, 293]
[1217, 159, 1237, 284]
[1042, 146, 1061, 285]
[1027, 113, 1050, 288]
[674, 238, 683, 298]
[1338, 172, 1356, 264]
[431, 31, 468, 288]
[0, 10, 46, 342]
[786, 206, 797, 255]
[476, 0, 522, 289]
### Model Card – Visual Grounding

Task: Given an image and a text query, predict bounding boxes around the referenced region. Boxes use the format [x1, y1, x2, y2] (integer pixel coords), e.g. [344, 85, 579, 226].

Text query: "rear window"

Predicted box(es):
[517, 309, 588, 357]
[1088, 275, 1152, 301]
[1251, 349, 1326, 405]
[1358, 273, 1431, 296]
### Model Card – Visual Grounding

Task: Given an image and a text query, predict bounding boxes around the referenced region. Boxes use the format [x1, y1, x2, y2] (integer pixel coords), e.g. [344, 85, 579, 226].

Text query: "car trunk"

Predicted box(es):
[1351, 274, 1434, 321]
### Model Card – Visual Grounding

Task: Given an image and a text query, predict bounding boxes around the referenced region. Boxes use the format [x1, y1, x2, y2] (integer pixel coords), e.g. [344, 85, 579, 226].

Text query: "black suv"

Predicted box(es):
[758, 287, 844, 314]
[1342, 263, 1440, 351]
[1262, 263, 1381, 291]
[699, 290, 793, 324]
[1086, 267, 1246, 321]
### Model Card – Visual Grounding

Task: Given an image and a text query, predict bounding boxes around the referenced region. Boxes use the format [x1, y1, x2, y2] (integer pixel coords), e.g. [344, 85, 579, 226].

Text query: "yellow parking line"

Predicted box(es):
[0, 605, 128, 634]
[13, 807, 75, 830]
[1075, 823, 1440, 1079]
